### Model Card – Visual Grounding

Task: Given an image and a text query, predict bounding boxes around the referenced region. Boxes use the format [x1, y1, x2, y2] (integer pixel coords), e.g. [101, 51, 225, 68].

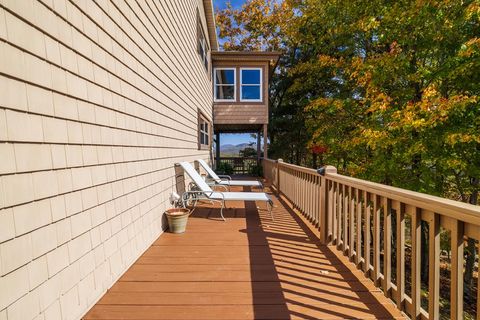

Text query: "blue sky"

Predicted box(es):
[213, 0, 252, 146]
[213, 0, 245, 10]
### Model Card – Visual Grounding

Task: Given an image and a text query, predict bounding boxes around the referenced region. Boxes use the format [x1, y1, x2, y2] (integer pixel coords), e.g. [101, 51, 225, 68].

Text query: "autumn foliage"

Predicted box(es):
[216, 0, 480, 205]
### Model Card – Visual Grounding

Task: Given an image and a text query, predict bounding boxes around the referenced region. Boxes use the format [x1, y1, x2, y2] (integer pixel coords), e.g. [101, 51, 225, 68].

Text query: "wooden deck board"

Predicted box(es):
[83, 184, 406, 320]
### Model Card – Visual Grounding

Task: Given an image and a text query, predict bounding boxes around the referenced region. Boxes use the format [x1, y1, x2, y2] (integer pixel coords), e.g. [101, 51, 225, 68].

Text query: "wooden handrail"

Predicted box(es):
[325, 171, 480, 225]
[261, 157, 480, 320]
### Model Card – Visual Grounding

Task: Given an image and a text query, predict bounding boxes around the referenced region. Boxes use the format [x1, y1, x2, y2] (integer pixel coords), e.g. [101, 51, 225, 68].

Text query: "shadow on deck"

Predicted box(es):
[84, 182, 405, 319]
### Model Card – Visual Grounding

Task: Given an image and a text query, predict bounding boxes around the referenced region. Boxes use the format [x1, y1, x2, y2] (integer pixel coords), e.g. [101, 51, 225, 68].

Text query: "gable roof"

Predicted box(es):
[203, 0, 218, 50]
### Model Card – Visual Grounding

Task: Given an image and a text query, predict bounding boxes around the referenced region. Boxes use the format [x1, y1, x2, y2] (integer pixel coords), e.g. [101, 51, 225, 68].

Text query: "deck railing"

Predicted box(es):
[262, 158, 480, 320]
[215, 157, 259, 175]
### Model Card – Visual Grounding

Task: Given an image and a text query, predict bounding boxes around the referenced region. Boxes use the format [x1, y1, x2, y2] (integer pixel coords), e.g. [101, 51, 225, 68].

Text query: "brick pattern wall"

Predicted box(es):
[0, 0, 212, 319]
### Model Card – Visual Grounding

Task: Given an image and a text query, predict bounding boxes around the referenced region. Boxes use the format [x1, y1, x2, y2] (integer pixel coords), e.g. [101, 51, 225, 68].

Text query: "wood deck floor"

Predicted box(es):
[84, 184, 406, 320]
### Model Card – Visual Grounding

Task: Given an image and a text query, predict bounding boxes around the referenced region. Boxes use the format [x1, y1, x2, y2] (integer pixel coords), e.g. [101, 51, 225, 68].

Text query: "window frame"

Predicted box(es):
[198, 111, 211, 150]
[240, 67, 263, 102]
[196, 10, 209, 72]
[213, 67, 236, 102]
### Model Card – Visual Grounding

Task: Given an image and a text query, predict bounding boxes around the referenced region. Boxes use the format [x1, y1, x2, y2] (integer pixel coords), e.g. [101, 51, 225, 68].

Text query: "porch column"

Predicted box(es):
[263, 124, 268, 159]
[215, 132, 220, 168]
[256, 132, 261, 163]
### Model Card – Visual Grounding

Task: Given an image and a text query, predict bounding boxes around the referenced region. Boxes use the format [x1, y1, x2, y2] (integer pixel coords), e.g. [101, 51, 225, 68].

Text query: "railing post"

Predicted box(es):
[319, 166, 337, 244]
[276, 159, 282, 192]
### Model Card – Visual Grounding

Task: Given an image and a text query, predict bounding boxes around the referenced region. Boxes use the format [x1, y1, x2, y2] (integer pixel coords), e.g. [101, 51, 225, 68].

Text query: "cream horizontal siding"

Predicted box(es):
[0, 0, 213, 319]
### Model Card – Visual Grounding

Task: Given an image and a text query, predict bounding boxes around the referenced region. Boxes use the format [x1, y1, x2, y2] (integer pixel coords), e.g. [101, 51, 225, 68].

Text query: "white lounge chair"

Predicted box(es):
[178, 161, 273, 221]
[196, 159, 263, 190]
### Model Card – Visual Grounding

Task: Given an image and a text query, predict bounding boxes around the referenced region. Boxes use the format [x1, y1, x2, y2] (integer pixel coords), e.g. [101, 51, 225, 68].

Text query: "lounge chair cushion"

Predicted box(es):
[218, 180, 262, 187]
[179, 161, 213, 192]
[209, 192, 271, 202]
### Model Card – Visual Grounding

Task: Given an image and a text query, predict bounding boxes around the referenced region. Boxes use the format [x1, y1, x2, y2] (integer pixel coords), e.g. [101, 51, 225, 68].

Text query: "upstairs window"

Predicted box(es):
[240, 68, 262, 102]
[197, 11, 209, 71]
[214, 68, 236, 101]
[198, 112, 210, 150]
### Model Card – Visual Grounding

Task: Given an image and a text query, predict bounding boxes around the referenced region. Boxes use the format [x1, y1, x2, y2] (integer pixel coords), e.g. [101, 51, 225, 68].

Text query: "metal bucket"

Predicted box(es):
[165, 208, 190, 234]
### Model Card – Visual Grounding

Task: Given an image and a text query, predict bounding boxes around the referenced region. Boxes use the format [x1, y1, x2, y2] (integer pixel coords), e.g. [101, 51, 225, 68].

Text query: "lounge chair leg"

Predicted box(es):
[268, 200, 273, 221]
[220, 200, 226, 221]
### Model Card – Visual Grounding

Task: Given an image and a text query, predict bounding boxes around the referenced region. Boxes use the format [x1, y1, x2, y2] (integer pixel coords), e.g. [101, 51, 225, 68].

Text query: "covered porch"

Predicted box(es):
[214, 123, 268, 175]
[84, 182, 404, 319]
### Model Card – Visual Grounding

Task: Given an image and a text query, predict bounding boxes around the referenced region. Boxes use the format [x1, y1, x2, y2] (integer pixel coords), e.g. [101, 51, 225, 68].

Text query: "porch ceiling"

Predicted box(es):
[214, 123, 264, 133]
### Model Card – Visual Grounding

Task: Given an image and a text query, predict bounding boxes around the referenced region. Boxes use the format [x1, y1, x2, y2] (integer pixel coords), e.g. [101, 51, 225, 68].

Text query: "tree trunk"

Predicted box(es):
[465, 238, 476, 287]
[312, 153, 317, 169]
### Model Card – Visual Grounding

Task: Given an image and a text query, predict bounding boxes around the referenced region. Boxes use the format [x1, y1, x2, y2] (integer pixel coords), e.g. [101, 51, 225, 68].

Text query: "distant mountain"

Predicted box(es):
[220, 143, 257, 156]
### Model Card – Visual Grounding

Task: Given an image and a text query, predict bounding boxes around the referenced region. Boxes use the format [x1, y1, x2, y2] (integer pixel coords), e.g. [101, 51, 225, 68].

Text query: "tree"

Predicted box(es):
[239, 146, 257, 157]
[217, 0, 480, 287]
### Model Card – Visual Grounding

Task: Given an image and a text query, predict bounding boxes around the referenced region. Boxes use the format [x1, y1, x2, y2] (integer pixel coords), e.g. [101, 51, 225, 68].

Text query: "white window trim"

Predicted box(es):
[214, 67, 236, 102]
[240, 67, 262, 102]
[200, 120, 209, 146]
[197, 10, 209, 72]
[198, 112, 211, 150]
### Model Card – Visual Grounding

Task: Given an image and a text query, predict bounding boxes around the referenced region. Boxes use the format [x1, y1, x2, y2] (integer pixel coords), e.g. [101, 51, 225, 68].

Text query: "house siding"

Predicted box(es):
[0, 1, 213, 319]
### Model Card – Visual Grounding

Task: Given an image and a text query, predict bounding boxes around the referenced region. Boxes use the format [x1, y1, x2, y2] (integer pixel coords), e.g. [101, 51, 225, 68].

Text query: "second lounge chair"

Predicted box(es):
[196, 159, 263, 190]
[178, 161, 273, 221]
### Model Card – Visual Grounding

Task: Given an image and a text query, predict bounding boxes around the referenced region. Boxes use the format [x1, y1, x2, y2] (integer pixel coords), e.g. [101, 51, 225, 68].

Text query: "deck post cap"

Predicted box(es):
[317, 165, 337, 176]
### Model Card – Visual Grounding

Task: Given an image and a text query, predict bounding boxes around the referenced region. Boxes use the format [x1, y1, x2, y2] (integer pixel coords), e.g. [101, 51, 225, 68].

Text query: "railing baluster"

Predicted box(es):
[450, 219, 464, 320]
[309, 175, 313, 220]
[383, 197, 392, 297]
[307, 174, 312, 219]
[293, 171, 296, 207]
[301, 171, 304, 211]
[356, 189, 362, 266]
[301, 172, 304, 212]
[426, 210, 440, 319]
[328, 180, 333, 242]
[409, 205, 421, 320]
[333, 182, 338, 244]
[337, 183, 343, 249]
[373, 194, 380, 286]
[315, 176, 318, 224]
[305, 173, 309, 217]
[349, 186, 355, 261]
[314, 176, 316, 221]
[312, 176, 316, 223]
[393, 200, 405, 310]
[364, 190, 371, 275]
[343, 184, 348, 254]
[477, 240, 480, 320]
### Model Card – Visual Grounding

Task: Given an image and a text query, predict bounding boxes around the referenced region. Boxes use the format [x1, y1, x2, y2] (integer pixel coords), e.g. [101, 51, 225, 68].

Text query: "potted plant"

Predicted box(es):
[165, 207, 190, 233]
[165, 192, 190, 233]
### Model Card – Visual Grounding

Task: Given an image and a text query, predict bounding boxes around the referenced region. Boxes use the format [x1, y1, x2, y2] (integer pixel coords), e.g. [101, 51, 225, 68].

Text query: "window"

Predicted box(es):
[214, 68, 236, 101]
[197, 11, 209, 71]
[198, 112, 210, 149]
[240, 68, 262, 102]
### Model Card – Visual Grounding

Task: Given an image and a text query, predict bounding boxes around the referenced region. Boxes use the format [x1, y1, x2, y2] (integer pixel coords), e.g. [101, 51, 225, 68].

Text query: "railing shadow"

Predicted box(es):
[243, 191, 291, 319]
[242, 182, 400, 319]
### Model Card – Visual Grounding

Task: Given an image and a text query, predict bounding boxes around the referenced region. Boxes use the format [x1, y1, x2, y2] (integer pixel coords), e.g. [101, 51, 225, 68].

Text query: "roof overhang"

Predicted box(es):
[212, 51, 281, 65]
[203, 0, 218, 51]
